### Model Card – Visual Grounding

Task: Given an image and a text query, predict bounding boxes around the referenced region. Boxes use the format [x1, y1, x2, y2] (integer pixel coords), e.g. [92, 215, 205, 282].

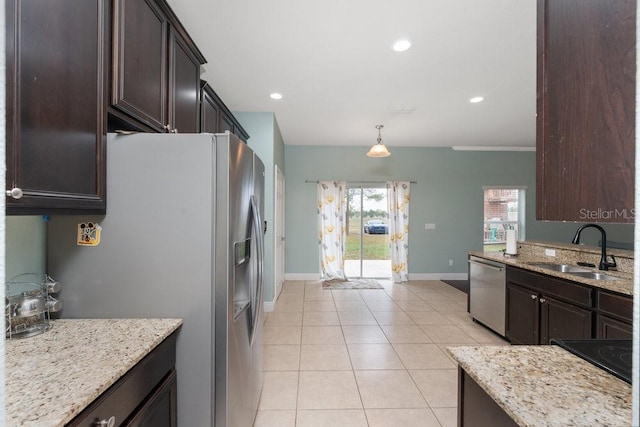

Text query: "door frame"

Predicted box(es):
[346, 184, 391, 279]
[274, 165, 285, 298]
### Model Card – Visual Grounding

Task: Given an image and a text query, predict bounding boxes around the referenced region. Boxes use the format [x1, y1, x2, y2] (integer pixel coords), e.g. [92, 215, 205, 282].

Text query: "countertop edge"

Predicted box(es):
[6, 318, 183, 427]
[468, 251, 633, 295]
[447, 345, 632, 427]
[449, 346, 530, 427]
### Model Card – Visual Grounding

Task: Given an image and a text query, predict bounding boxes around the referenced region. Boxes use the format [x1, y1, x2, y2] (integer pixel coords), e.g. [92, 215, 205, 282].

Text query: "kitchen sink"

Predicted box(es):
[563, 271, 621, 281]
[528, 263, 590, 273]
[528, 263, 621, 281]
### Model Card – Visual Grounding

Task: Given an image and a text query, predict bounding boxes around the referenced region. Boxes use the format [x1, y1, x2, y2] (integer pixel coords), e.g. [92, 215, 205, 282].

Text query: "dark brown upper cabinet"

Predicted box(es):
[6, 0, 108, 214]
[200, 82, 250, 141]
[169, 27, 202, 133]
[110, 0, 206, 134]
[536, 0, 636, 222]
[200, 83, 221, 134]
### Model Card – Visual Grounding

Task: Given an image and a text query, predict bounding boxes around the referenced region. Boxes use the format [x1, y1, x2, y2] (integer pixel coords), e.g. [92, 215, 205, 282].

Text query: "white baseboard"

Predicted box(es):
[283, 273, 468, 282]
[409, 273, 468, 281]
[285, 273, 321, 281]
[264, 300, 275, 312]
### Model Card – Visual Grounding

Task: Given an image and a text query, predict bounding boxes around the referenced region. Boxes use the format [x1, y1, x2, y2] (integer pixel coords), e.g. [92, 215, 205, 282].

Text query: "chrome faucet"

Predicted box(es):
[571, 224, 617, 271]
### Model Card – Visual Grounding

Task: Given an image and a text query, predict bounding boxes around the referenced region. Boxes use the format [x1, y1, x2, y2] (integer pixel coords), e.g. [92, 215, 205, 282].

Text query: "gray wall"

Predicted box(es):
[6, 216, 47, 280]
[235, 112, 286, 303]
[284, 145, 633, 276]
[4, 113, 289, 305]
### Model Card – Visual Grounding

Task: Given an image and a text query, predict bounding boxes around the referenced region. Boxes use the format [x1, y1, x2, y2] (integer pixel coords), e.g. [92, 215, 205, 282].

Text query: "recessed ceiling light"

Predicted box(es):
[392, 39, 412, 52]
[469, 96, 484, 103]
[270, 93, 283, 100]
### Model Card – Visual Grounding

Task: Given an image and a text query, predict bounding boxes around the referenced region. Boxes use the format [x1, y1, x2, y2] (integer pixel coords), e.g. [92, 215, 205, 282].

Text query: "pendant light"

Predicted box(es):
[366, 125, 391, 157]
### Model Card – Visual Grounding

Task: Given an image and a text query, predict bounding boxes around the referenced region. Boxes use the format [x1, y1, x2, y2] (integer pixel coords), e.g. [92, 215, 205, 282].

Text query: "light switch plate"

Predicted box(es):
[545, 248, 556, 257]
[425, 223, 436, 230]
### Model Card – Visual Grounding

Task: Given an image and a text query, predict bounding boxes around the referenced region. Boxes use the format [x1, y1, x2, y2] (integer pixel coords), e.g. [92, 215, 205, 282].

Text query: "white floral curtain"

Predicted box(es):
[318, 181, 347, 281]
[388, 181, 410, 282]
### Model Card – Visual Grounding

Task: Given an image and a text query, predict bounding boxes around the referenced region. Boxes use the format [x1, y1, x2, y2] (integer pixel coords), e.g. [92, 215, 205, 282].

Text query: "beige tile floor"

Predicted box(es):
[254, 279, 509, 427]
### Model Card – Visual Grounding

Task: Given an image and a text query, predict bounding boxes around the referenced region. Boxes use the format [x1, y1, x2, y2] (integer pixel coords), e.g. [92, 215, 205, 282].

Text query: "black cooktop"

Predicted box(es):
[551, 339, 632, 384]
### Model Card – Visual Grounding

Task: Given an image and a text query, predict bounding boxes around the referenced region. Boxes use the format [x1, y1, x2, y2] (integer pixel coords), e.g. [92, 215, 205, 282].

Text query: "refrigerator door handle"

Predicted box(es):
[249, 195, 264, 344]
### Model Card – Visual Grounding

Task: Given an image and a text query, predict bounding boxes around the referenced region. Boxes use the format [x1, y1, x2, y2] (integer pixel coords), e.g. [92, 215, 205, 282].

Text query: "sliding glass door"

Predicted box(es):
[345, 185, 391, 278]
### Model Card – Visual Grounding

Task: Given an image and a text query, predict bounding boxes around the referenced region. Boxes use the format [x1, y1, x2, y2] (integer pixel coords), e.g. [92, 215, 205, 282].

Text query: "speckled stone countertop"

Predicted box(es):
[448, 346, 632, 427]
[5, 318, 183, 427]
[469, 241, 633, 295]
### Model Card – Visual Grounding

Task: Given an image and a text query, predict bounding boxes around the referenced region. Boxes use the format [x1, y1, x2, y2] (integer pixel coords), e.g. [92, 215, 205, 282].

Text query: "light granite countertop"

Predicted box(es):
[448, 345, 632, 427]
[5, 318, 183, 427]
[469, 250, 633, 295]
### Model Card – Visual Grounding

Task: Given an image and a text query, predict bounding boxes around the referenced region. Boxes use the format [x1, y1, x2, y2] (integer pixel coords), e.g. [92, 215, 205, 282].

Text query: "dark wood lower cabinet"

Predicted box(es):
[506, 264, 636, 345]
[596, 290, 633, 339]
[67, 332, 177, 426]
[540, 296, 593, 344]
[506, 266, 595, 345]
[597, 314, 633, 339]
[506, 282, 539, 345]
[458, 368, 518, 427]
[126, 370, 177, 427]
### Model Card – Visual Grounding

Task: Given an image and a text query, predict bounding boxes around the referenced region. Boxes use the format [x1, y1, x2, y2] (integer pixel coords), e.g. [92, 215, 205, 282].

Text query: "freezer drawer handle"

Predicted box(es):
[468, 259, 504, 272]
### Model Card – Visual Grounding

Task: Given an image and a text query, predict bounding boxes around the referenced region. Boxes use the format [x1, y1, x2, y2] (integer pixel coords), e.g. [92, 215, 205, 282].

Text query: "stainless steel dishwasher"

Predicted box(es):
[468, 255, 506, 337]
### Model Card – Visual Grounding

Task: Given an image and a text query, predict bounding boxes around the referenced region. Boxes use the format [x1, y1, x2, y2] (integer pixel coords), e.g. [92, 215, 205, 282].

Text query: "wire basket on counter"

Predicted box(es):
[5, 273, 62, 339]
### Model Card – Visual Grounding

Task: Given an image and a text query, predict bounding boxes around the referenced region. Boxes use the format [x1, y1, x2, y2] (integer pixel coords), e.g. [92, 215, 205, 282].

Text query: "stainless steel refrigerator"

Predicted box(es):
[47, 132, 265, 427]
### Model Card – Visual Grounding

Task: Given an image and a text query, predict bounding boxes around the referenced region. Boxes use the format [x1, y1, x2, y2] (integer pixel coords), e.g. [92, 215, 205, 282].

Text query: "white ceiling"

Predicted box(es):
[169, 0, 537, 148]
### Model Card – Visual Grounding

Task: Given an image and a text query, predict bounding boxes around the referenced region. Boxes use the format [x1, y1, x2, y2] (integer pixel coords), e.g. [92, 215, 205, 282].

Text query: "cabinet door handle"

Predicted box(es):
[93, 416, 115, 427]
[6, 188, 23, 199]
[530, 294, 537, 300]
[539, 298, 546, 304]
[164, 123, 172, 132]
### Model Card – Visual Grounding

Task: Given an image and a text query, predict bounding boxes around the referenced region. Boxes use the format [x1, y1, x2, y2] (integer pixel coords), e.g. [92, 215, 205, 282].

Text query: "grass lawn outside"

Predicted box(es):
[345, 217, 390, 260]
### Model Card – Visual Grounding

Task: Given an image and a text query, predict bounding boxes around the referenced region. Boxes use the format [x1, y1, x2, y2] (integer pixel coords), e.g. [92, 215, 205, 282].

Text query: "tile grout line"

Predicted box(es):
[259, 279, 501, 426]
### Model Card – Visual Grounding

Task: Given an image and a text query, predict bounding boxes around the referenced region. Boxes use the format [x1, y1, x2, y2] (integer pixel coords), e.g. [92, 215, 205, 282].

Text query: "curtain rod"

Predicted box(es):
[305, 180, 417, 184]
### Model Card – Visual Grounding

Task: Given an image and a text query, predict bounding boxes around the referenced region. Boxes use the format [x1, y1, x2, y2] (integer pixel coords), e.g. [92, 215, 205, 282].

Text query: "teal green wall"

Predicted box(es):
[273, 119, 285, 175]
[6, 143, 632, 286]
[284, 146, 633, 275]
[235, 112, 286, 302]
[6, 216, 47, 280]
